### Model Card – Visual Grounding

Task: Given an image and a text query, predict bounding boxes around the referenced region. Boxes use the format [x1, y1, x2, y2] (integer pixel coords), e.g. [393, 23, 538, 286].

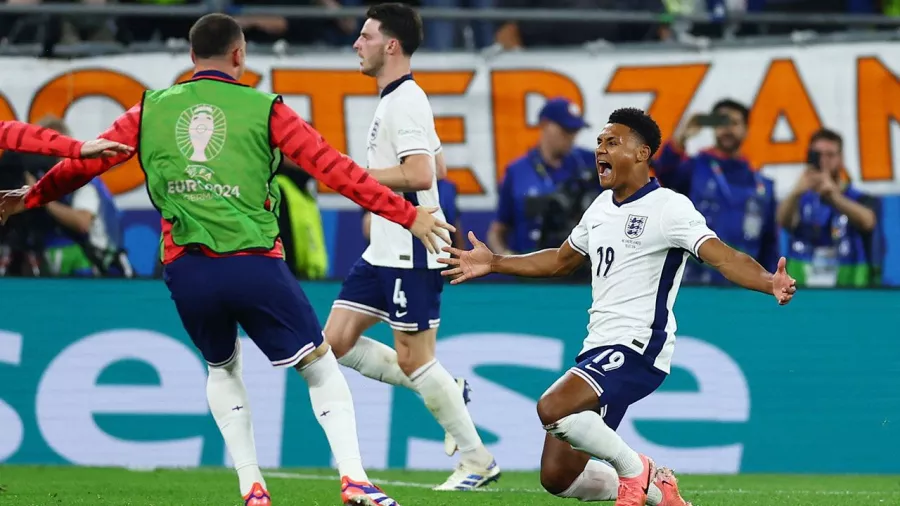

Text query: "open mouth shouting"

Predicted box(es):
[597, 159, 613, 179]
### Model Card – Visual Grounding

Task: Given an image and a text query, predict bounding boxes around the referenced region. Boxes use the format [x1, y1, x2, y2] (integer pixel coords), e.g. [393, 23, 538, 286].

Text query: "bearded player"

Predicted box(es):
[323, 3, 499, 490]
[0, 13, 456, 506]
[439, 108, 796, 506]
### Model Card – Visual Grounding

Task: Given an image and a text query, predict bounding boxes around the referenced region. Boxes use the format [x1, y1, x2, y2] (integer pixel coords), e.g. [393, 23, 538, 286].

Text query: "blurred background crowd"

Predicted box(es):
[0, 0, 897, 289]
[3, 0, 900, 51]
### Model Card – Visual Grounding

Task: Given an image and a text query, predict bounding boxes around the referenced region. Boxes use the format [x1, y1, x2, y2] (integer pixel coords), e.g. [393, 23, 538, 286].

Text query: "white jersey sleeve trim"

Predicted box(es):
[567, 235, 588, 256]
[691, 233, 716, 259]
[398, 148, 433, 158]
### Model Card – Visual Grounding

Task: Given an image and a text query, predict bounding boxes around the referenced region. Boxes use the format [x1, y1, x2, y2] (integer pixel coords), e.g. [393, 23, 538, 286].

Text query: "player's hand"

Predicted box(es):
[0, 186, 30, 225]
[772, 257, 797, 306]
[438, 231, 493, 285]
[409, 206, 455, 254]
[80, 138, 134, 158]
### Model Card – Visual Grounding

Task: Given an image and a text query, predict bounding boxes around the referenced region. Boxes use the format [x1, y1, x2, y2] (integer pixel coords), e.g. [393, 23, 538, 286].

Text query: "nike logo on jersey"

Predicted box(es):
[395, 310, 408, 318]
[591, 223, 602, 229]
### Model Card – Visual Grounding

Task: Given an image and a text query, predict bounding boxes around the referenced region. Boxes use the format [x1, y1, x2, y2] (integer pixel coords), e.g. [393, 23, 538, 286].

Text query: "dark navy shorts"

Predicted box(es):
[333, 258, 443, 333]
[569, 345, 668, 430]
[163, 253, 323, 368]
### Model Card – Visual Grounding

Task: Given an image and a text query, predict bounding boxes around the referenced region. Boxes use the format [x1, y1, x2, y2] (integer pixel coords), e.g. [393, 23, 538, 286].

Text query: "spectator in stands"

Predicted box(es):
[487, 97, 596, 255]
[420, 0, 495, 50]
[18, 117, 130, 277]
[2, 0, 116, 49]
[494, 0, 670, 49]
[776, 128, 881, 287]
[654, 99, 778, 285]
[235, 0, 359, 46]
[116, 0, 202, 44]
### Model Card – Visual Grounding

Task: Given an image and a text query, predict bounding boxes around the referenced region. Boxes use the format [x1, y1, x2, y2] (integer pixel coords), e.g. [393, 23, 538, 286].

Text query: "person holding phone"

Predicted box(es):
[776, 128, 881, 287]
[652, 98, 778, 286]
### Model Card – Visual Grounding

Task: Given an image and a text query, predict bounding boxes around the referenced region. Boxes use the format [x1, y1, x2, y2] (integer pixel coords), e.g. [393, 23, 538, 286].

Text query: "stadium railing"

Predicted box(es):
[3, 4, 900, 57]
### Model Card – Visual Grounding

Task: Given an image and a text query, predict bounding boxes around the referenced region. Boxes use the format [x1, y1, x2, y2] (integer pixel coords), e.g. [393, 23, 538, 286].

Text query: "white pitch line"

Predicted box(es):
[263, 471, 900, 497]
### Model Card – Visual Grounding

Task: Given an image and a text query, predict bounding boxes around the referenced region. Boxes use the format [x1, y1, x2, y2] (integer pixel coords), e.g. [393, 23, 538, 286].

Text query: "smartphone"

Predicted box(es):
[695, 114, 731, 127]
[806, 148, 821, 171]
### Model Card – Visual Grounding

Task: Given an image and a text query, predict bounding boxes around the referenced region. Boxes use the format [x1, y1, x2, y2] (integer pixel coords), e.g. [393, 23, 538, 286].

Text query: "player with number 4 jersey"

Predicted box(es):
[439, 108, 797, 506]
[324, 3, 499, 492]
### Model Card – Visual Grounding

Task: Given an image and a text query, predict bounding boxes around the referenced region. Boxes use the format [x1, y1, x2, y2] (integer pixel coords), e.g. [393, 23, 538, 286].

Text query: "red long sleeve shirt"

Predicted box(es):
[24, 72, 418, 264]
[0, 121, 84, 158]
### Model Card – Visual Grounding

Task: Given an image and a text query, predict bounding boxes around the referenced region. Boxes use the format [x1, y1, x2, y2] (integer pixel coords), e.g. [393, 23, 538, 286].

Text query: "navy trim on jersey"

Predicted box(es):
[381, 74, 414, 98]
[192, 70, 237, 82]
[645, 248, 686, 362]
[403, 192, 428, 268]
[613, 178, 660, 207]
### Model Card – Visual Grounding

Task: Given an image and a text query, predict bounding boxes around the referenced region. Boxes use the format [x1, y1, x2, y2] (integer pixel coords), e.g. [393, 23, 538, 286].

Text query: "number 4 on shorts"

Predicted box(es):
[392, 278, 407, 308]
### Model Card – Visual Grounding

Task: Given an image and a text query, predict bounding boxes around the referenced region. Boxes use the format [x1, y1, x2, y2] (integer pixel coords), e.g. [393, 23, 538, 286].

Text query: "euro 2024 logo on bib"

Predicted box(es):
[176, 104, 226, 162]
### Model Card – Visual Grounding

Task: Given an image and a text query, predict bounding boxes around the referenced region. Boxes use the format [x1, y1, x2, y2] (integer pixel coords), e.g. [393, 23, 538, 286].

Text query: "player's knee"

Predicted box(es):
[539, 464, 576, 496]
[394, 330, 435, 376]
[396, 349, 430, 377]
[536, 393, 568, 427]
[322, 322, 354, 359]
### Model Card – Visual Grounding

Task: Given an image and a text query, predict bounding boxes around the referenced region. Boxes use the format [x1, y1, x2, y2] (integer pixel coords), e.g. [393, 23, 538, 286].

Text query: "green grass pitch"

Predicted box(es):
[2, 466, 899, 505]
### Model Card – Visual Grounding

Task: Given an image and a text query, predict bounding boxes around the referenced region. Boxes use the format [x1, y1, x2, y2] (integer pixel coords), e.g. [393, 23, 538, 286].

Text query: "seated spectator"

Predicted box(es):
[488, 97, 598, 255]
[776, 128, 881, 287]
[494, 0, 670, 49]
[654, 99, 777, 285]
[234, 0, 359, 46]
[116, 0, 203, 44]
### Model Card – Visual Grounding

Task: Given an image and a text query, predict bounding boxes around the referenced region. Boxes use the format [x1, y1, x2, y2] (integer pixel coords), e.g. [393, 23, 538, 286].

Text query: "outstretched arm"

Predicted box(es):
[269, 100, 453, 253]
[0, 120, 133, 159]
[23, 105, 141, 210]
[698, 238, 795, 304]
[270, 101, 417, 228]
[439, 231, 586, 284]
[661, 193, 796, 305]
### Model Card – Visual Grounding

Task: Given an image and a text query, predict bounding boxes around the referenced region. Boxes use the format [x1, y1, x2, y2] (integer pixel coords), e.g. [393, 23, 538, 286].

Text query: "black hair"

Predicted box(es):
[366, 3, 423, 56]
[608, 107, 662, 158]
[810, 127, 843, 152]
[189, 13, 244, 59]
[712, 98, 750, 125]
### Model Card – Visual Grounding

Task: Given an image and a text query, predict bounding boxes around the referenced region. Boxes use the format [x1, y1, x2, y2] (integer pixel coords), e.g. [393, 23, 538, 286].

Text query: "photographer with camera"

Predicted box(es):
[487, 98, 599, 258]
[0, 116, 132, 278]
[654, 98, 778, 286]
[776, 128, 880, 287]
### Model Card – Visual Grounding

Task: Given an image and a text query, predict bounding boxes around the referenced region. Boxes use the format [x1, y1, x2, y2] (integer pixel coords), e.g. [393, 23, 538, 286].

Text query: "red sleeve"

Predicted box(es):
[0, 121, 82, 158]
[24, 104, 141, 209]
[269, 101, 417, 229]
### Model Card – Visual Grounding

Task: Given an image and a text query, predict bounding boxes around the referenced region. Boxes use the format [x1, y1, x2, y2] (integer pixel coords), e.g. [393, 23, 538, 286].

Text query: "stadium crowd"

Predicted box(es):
[1, 0, 899, 51]
[0, 1, 890, 286]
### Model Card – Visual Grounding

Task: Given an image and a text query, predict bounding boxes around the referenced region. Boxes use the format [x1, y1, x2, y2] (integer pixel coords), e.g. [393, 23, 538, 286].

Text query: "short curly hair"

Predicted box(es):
[608, 107, 662, 158]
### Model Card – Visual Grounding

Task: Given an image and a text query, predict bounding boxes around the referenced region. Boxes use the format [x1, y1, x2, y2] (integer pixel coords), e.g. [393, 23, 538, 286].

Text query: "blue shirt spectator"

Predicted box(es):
[488, 97, 596, 254]
[776, 128, 880, 287]
[655, 99, 778, 285]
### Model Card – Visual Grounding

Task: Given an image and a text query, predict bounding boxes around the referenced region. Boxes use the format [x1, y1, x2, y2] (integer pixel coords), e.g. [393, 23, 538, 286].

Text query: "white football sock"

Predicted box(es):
[337, 336, 415, 389]
[556, 460, 618, 501]
[298, 349, 368, 483]
[557, 460, 663, 504]
[206, 340, 265, 496]
[410, 359, 492, 468]
[545, 411, 644, 478]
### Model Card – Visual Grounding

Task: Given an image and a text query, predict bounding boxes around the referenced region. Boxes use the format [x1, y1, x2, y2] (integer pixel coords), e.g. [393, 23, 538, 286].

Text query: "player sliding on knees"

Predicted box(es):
[0, 13, 455, 506]
[323, 3, 499, 492]
[439, 108, 796, 506]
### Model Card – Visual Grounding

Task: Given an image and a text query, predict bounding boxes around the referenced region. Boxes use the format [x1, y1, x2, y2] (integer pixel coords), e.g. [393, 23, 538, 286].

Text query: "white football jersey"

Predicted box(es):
[567, 181, 718, 373]
[362, 76, 447, 269]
